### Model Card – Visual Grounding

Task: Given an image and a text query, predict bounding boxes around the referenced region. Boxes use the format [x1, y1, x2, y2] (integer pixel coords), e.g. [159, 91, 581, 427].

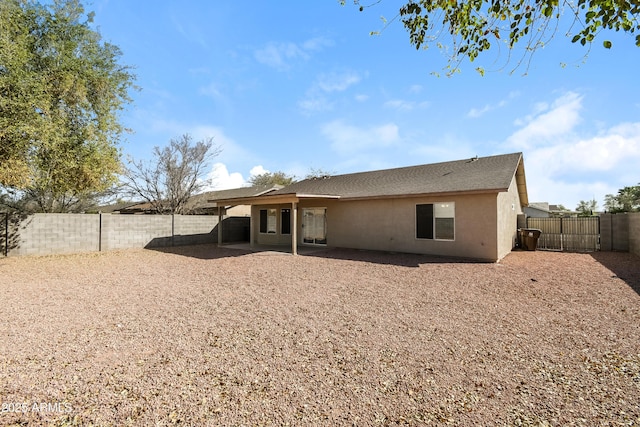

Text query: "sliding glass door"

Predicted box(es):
[302, 208, 327, 245]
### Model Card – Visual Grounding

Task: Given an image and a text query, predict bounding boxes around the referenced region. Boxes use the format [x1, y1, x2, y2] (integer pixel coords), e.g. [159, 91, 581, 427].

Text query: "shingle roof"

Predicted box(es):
[201, 185, 282, 203]
[269, 153, 524, 199]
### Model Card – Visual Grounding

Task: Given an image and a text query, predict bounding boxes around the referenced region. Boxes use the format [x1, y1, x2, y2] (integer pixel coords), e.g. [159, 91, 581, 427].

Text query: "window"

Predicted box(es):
[416, 203, 455, 240]
[281, 209, 291, 235]
[259, 209, 277, 233]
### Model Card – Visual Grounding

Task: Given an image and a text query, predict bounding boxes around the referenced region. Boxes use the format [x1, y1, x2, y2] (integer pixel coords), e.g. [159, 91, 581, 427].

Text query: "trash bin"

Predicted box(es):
[519, 228, 542, 251]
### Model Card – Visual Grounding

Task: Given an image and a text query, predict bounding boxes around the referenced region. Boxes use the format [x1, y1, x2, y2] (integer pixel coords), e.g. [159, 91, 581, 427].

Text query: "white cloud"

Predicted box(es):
[467, 91, 519, 118]
[254, 42, 306, 71]
[202, 163, 277, 191]
[316, 71, 361, 92]
[467, 104, 492, 118]
[504, 91, 640, 208]
[171, 17, 208, 49]
[299, 70, 362, 114]
[254, 36, 333, 71]
[298, 96, 333, 113]
[526, 122, 640, 175]
[525, 176, 613, 212]
[203, 163, 247, 191]
[507, 92, 583, 149]
[384, 99, 429, 111]
[301, 36, 334, 51]
[322, 120, 401, 155]
[249, 165, 269, 177]
[199, 82, 223, 99]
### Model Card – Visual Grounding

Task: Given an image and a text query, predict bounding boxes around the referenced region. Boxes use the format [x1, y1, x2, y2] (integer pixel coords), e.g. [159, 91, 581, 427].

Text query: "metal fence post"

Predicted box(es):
[99, 212, 102, 252]
[3, 213, 8, 257]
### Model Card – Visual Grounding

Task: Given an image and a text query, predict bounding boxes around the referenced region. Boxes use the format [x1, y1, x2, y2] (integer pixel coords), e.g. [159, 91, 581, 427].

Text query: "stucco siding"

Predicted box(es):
[299, 194, 500, 261]
[252, 205, 292, 246]
[249, 192, 518, 261]
[496, 176, 523, 260]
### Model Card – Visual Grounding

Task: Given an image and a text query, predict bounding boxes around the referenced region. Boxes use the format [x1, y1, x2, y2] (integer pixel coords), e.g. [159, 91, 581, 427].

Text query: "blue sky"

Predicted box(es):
[90, 1, 640, 210]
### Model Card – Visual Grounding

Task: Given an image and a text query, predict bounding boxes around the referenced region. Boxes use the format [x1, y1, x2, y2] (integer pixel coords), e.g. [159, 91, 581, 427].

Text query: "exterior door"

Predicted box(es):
[302, 208, 327, 245]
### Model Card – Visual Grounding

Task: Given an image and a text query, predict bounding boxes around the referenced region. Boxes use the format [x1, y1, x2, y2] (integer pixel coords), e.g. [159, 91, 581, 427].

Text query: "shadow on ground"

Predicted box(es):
[308, 247, 490, 267]
[590, 251, 640, 295]
[145, 243, 489, 267]
[145, 243, 251, 260]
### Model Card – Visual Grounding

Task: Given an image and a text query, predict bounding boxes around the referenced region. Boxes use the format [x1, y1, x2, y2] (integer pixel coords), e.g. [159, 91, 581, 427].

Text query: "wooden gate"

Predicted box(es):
[526, 217, 600, 252]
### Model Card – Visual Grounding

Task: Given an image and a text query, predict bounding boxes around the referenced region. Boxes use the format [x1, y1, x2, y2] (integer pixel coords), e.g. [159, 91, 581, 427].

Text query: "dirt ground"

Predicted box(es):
[0, 245, 639, 426]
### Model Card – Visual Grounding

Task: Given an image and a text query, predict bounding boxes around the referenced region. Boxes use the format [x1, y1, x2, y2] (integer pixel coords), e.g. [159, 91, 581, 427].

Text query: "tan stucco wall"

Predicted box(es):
[227, 205, 251, 217]
[303, 195, 499, 261]
[496, 177, 524, 260]
[250, 176, 524, 261]
[251, 205, 291, 246]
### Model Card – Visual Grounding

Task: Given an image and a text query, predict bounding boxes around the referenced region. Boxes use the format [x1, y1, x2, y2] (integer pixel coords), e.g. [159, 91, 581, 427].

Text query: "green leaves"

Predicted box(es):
[391, 0, 640, 74]
[0, 0, 135, 211]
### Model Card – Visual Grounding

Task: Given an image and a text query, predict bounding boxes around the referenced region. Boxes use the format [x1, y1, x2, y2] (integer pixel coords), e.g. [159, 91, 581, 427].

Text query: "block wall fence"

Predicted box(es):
[0, 213, 250, 257]
[600, 212, 640, 257]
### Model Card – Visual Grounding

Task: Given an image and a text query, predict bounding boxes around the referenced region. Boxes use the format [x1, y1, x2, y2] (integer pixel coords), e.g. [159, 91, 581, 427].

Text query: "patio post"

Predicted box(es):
[218, 208, 223, 246]
[250, 206, 255, 248]
[292, 202, 298, 255]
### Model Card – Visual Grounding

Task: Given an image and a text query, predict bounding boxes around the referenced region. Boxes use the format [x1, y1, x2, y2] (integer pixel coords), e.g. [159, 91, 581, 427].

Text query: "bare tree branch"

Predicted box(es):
[121, 134, 221, 214]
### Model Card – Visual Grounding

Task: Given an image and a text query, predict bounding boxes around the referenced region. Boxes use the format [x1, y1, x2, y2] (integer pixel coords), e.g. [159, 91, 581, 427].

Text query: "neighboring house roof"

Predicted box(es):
[99, 186, 282, 214]
[528, 202, 550, 212]
[216, 152, 528, 205]
[98, 201, 148, 213]
[202, 185, 283, 204]
[200, 185, 283, 208]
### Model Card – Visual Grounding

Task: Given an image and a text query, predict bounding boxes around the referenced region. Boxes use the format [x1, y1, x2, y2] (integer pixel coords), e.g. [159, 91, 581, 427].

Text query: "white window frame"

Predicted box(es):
[415, 202, 455, 241]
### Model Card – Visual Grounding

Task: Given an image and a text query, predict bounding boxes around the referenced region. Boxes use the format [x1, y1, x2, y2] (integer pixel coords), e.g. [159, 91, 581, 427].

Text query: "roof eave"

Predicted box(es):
[515, 155, 529, 207]
[214, 192, 341, 206]
[338, 188, 509, 202]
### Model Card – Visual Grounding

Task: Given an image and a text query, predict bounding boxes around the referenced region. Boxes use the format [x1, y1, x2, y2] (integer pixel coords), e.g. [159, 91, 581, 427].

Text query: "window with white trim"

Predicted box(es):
[416, 203, 455, 240]
[281, 209, 291, 235]
[259, 209, 277, 234]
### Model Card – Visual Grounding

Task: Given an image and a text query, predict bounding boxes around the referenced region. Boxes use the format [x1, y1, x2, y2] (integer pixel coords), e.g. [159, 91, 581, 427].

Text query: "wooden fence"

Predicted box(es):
[526, 217, 600, 252]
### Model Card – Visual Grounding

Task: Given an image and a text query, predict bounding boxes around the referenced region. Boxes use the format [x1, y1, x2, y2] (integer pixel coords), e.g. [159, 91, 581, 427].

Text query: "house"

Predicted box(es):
[524, 202, 577, 218]
[189, 185, 283, 215]
[101, 185, 282, 215]
[525, 202, 551, 218]
[214, 153, 529, 261]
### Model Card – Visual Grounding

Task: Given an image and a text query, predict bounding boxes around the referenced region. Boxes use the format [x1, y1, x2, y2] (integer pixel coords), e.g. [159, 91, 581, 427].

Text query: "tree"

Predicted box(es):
[122, 134, 220, 214]
[343, 0, 640, 75]
[248, 171, 296, 187]
[604, 184, 640, 213]
[0, 0, 135, 212]
[305, 167, 334, 180]
[0, 0, 130, 211]
[576, 199, 598, 216]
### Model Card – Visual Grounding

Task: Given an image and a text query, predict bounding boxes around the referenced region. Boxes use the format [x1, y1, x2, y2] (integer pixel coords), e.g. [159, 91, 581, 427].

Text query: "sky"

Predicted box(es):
[89, 1, 640, 210]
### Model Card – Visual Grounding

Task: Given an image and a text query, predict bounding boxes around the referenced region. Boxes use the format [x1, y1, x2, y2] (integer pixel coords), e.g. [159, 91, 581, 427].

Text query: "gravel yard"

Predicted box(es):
[1, 245, 639, 426]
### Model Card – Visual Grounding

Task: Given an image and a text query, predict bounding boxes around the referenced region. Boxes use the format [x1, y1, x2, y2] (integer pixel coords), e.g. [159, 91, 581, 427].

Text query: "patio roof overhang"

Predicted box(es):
[212, 193, 341, 207]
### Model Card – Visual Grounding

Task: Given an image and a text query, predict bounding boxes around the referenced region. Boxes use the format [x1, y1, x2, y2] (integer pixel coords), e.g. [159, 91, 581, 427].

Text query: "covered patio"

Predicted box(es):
[222, 242, 332, 256]
[214, 193, 337, 256]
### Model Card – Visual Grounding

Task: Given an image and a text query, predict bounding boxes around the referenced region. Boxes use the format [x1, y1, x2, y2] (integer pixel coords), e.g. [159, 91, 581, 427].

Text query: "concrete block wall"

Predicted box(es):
[1, 213, 222, 257]
[218, 217, 250, 243]
[600, 214, 630, 252]
[101, 214, 174, 250]
[173, 215, 218, 246]
[629, 212, 640, 257]
[9, 213, 100, 256]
